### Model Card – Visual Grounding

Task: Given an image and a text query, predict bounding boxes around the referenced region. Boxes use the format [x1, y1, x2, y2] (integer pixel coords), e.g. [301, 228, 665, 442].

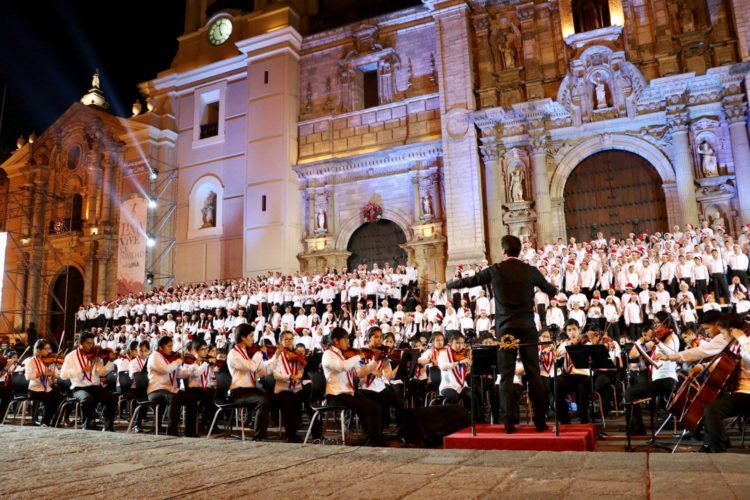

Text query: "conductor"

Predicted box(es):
[446, 235, 557, 433]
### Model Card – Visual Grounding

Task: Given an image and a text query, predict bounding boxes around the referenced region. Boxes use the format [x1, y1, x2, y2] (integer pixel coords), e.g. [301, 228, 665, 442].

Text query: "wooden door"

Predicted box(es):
[347, 219, 407, 270]
[563, 150, 668, 241]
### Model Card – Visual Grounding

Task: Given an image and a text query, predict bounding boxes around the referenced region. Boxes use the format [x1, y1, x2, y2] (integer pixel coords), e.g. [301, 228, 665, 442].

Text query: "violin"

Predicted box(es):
[652, 324, 673, 342]
[163, 352, 184, 363]
[208, 354, 227, 369]
[341, 348, 382, 360]
[40, 354, 65, 367]
[283, 349, 308, 367]
[246, 345, 277, 358]
[87, 346, 116, 361]
[452, 347, 471, 361]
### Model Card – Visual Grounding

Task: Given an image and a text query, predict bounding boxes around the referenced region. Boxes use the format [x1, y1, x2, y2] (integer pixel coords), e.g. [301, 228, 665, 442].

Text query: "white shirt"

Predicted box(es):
[25, 356, 57, 393]
[60, 348, 114, 388]
[147, 351, 191, 394]
[273, 353, 305, 393]
[321, 346, 375, 396]
[227, 345, 275, 390]
[437, 347, 469, 392]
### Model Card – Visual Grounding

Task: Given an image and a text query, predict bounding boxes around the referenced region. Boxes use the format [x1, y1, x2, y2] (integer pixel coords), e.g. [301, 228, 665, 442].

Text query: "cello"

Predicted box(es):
[673, 322, 746, 432]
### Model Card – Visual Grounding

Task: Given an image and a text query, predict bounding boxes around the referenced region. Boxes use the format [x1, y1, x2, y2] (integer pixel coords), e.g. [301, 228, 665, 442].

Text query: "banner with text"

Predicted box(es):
[116, 196, 147, 295]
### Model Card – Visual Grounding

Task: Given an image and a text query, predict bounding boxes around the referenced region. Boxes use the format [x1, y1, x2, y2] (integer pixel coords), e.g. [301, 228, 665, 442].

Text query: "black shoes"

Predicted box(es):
[504, 423, 517, 434]
[534, 422, 549, 432]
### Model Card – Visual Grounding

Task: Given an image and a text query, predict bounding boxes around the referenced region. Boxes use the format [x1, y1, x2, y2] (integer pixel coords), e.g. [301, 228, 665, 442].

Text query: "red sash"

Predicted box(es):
[447, 347, 466, 386]
[539, 347, 554, 375]
[280, 354, 298, 391]
[331, 349, 354, 390]
[76, 348, 94, 383]
[234, 345, 256, 386]
[159, 352, 176, 387]
[33, 356, 47, 390]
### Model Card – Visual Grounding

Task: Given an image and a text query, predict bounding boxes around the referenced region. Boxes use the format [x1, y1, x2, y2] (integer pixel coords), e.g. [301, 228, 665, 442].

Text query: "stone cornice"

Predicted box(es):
[294, 140, 442, 184]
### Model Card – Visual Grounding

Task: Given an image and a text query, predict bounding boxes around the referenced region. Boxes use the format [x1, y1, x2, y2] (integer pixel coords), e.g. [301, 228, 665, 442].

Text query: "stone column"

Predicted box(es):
[725, 100, 750, 224]
[96, 242, 109, 303]
[99, 155, 114, 226]
[425, 0, 487, 271]
[28, 168, 48, 327]
[667, 111, 699, 225]
[306, 190, 315, 236]
[529, 130, 553, 244]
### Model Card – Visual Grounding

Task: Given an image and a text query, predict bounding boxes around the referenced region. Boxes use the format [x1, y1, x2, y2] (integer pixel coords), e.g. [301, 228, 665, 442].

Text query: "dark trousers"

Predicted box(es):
[711, 273, 730, 304]
[230, 387, 270, 438]
[694, 279, 708, 305]
[274, 390, 305, 439]
[704, 392, 750, 452]
[408, 378, 428, 407]
[0, 385, 12, 422]
[186, 387, 216, 427]
[498, 328, 548, 426]
[359, 386, 405, 429]
[499, 384, 523, 424]
[625, 376, 675, 432]
[557, 374, 591, 424]
[148, 389, 198, 437]
[441, 385, 484, 422]
[627, 323, 642, 341]
[326, 392, 384, 446]
[28, 390, 64, 426]
[73, 385, 117, 431]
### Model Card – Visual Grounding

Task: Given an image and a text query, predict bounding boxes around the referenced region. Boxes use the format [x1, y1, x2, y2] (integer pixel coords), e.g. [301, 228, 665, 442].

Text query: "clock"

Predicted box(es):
[208, 17, 232, 46]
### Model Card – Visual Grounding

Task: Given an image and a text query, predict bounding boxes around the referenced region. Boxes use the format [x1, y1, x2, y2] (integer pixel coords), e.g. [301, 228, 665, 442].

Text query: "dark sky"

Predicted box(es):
[0, 0, 186, 156]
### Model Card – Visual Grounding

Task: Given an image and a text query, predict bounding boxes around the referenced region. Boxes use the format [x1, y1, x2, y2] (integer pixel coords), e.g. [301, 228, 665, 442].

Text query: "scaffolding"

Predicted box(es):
[145, 158, 177, 290]
[1, 181, 78, 348]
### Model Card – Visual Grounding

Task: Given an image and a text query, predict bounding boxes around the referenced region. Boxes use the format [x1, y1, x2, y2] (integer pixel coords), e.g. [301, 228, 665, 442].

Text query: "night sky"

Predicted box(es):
[0, 0, 186, 158]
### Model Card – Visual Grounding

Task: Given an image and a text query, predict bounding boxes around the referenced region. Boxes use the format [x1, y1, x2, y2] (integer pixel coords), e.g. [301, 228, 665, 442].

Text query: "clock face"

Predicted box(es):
[208, 18, 232, 46]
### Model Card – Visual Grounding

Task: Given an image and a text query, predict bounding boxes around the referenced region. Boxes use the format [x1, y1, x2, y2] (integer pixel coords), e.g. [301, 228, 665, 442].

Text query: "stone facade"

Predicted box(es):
[3, 0, 750, 335]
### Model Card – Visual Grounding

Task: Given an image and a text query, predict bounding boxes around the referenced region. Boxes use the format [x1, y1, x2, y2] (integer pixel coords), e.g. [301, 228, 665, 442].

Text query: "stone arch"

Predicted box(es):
[551, 134, 676, 199]
[549, 134, 678, 239]
[335, 207, 412, 252]
[48, 265, 85, 340]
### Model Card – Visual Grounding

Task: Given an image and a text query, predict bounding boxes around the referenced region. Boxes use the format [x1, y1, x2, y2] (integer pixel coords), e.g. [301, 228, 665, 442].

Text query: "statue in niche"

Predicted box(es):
[698, 140, 719, 177]
[593, 74, 609, 110]
[200, 191, 217, 229]
[508, 164, 526, 203]
[499, 33, 516, 69]
[421, 191, 434, 217]
[680, 9, 695, 33]
[92, 69, 100, 89]
[316, 207, 327, 232]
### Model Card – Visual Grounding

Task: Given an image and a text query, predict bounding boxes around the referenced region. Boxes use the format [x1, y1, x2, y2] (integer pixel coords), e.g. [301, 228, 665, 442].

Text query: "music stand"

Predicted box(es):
[565, 344, 615, 437]
[469, 345, 498, 436]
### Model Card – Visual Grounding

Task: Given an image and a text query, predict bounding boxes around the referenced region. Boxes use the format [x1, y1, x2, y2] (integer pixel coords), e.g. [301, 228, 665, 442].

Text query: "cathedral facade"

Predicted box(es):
[2, 0, 750, 338]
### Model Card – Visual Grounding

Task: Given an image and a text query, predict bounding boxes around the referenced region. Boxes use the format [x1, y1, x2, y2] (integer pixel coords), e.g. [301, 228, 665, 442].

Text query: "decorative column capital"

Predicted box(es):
[528, 130, 547, 154]
[667, 112, 690, 133]
[725, 101, 748, 125]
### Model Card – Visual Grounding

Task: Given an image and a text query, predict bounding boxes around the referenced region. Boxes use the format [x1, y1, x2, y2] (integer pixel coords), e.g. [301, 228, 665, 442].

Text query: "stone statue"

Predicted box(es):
[316, 207, 327, 231]
[200, 191, 217, 229]
[92, 70, 100, 89]
[509, 165, 525, 202]
[698, 140, 719, 177]
[421, 192, 433, 217]
[499, 34, 516, 69]
[680, 9, 695, 33]
[594, 74, 608, 110]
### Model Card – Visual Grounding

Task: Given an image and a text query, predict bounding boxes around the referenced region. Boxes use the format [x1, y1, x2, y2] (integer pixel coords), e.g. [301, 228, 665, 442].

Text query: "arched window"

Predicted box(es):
[573, 0, 611, 33]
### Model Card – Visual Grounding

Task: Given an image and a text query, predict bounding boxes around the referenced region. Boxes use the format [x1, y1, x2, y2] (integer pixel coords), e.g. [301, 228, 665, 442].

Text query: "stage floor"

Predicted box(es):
[1, 425, 749, 499]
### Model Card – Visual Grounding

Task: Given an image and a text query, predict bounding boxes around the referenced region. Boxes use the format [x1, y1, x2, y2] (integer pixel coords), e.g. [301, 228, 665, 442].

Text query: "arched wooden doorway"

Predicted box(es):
[49, 267, 84, 343]
[347, 219, 407, 270]
[563, 150, 668, 241]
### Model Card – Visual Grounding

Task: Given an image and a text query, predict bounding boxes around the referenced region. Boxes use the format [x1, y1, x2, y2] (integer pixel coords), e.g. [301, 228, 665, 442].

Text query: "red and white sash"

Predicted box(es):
[279, 353, 298, 391]
[33, 356, 47, 390]
[234, 345, 256, 386]
[159, 352, 176, 387]
[331, 349, 354, 390]
[447, 347, 466, 386]
[539, 347, 554, 375]
[76, 348, 94, 383]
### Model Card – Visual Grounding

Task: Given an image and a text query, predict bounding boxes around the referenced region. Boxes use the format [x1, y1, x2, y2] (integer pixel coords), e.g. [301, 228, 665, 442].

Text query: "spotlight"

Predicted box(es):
[146, 272, 154, 285]
[148, 197, 157, 209]
[146, 233, 156, 247]
[149, 168, 159, 181]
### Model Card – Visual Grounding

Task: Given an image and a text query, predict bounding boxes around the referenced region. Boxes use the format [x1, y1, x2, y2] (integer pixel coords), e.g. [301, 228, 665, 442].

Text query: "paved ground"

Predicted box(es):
[1, 426, 749, 499]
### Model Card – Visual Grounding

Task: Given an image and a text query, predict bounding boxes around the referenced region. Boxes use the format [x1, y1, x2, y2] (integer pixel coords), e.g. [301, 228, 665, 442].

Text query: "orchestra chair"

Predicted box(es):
[2, 373, 35, 426]
[53, 379, 82, 430]
[206, 371, 254, 441]
[424, 366, 444, 407]
[303, 371, 348, 445]
[127, 372, 162, 435]
[116, 372, 137, 424]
